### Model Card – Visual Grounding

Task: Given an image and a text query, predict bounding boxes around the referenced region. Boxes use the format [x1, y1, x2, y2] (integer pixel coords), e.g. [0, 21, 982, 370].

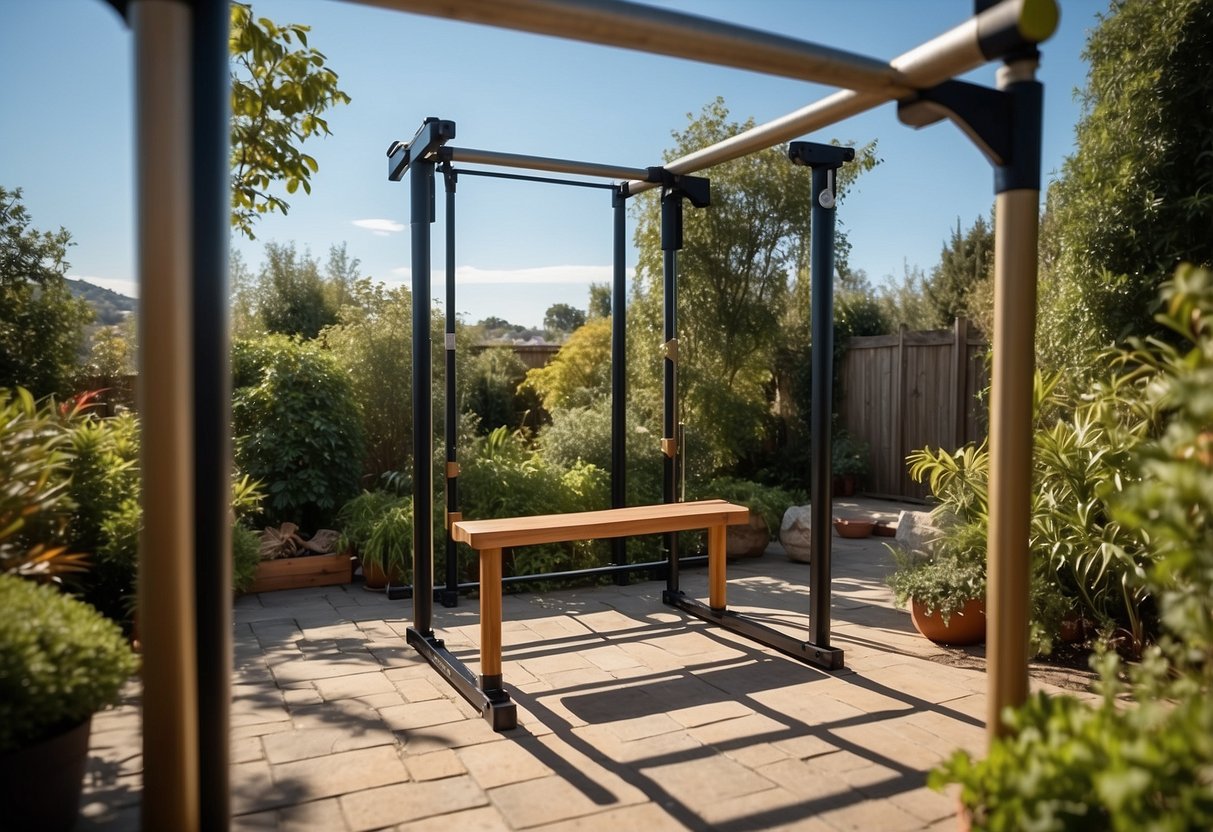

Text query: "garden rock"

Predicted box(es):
[894, 510, 941, 559]
[780, 505, 812, 563]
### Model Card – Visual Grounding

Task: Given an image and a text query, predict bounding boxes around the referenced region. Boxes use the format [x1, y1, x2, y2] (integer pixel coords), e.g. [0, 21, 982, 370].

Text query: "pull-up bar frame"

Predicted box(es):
[117, 0, 1055, 820]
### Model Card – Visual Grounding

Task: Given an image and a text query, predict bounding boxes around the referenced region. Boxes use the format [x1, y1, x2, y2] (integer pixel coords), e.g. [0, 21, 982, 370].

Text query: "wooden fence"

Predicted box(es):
[839, 318, 988, 501]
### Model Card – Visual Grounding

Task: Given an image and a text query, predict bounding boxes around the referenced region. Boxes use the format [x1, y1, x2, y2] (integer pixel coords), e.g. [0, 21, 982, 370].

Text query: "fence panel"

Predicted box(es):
[840, 319, 988, 501]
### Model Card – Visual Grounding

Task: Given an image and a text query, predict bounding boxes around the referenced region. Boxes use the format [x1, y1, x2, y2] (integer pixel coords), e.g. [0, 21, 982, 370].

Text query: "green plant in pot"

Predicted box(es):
[693, 477, 803, 558]
[831, 431, 869, 496]
[337, 490, 412, 590]
[0, 388, 139, 830]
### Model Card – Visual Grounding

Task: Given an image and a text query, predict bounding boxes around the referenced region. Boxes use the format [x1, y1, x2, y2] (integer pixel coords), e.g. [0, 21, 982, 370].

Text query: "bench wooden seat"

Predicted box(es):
[449, 499, 749, 729]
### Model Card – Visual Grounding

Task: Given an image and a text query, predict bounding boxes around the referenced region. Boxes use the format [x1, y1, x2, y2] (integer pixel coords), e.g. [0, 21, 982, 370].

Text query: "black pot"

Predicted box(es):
[0, 716, 92, 831]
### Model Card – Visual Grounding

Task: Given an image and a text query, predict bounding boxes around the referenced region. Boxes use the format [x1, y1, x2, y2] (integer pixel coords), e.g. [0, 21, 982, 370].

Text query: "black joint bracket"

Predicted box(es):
[387, 117, 456, 181]
[787, 142, 855, 170]
[441, 161, 458, 193]
[658, 172, 710, 252]
[897, 78, 1042, 193]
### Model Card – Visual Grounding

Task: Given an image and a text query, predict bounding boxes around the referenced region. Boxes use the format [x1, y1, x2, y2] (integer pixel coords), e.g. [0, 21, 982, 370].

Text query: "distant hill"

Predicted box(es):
[67, 278, 137, 326]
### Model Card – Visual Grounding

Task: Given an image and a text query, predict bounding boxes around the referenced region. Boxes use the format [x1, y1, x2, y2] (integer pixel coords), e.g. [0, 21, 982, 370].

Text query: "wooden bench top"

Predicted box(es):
[450, 499, 749, 550]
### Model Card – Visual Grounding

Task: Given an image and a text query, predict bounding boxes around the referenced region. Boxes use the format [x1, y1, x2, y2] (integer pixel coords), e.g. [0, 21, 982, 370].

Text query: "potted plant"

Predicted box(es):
[337, 490, 412, 591]
[0, 575, 139, 831]
[695, 478, 802, 558]
[886, 519, 987, 645]
[832, 431, 869, 497]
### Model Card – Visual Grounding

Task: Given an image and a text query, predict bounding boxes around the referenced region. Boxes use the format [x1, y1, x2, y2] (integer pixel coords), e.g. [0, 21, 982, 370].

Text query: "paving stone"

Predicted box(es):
[530, 802, 688, 832]
[231, 735, 265, 765]
[489, 773, 640, 829]
[404, 748, 467, 781]
[698, 786, 830, 830]
[399, 716, 507, 754]
[457, 737, 554, 789]
[395, 677, 447, 703]
[666, 698, 753, 728]
[232, 798, 349, 832]
[380, 698, 473, 731]
[283, 687, 324, 708]
[816, 789, 926, 832]
[395, 805, 510, 832]
[269, 745, 410, 804]
[687, 712, 792, 747]
[571, 723, 702, 767]
[262, 724, 396, 764]
[339, 775, 486, 831]
[313, 670, 396, 701]
[641, 752, 776, 807]
[581, 644, 644, 672]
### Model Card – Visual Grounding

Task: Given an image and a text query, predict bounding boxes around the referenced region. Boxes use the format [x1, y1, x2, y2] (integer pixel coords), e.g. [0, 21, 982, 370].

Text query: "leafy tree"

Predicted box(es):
[1040, 0, 1213, 370]
[543, 303, 587, 339]
[629, 98, 878, 474]
[0, 187, 91, 398]
[522, 317, 611, 411]
[231, 333, 365, 529]
[924, 215, 993, 328]
[229, 3, 351, 238]
[876, 262, 939, 333]
[587, 282, 611, 319]
[256, 241, 339, 339]
[463, 348, 535, 434]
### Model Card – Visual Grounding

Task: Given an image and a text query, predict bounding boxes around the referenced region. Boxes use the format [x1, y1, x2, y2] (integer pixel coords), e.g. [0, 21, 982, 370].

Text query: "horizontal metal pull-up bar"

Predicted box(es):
[441, 145, 652, 182]
[624, 0, 1057, 194]
[451, 167, 619, 191]
[345, 0, 910, 94]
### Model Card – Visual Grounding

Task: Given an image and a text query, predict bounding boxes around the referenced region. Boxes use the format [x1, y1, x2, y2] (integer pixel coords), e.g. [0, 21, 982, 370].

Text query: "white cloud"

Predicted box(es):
[70, 275, 138, 298]
[388, 264, 629, 285]
[352, 218, 405, 236]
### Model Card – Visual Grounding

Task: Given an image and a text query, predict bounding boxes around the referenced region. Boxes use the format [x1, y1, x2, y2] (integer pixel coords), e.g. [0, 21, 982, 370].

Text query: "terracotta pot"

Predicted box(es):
[1059, 615, 1085, 643]
[910, 597, 986, 645]
[833, 518, 874, 538]
[872, 522, 897, 537]
[361, 559, 403, 591]
[832, 475, 857, 497]
[0, 716, 91, 831]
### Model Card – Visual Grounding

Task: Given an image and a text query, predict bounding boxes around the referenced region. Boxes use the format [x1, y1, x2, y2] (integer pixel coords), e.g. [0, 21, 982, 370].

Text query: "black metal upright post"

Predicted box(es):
[191, 0, 231, 827]
[441, 163, 460, 608]
[388, 118, 456, 631]
[788, 141, 853, 650]
[657, 173, 709, 600]
[611, 185, 629, 584]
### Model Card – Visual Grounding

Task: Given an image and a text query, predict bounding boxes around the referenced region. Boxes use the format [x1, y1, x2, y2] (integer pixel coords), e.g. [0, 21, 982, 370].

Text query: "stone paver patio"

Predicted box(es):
[80, 498, 1085, 831]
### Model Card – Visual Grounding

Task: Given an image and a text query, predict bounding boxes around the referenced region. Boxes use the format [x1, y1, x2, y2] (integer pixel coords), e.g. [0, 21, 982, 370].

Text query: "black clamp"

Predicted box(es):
[654, 169, 710, 252]
[387, 117, 456, 181]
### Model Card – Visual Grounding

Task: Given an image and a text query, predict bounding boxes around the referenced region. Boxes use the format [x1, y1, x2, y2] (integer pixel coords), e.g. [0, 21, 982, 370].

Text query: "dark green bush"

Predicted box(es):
[0, 574, 138, 752]
[231, 524, 262, 594]
[232, 333, 365, 529]
[689, 476, 802, 537]
[539, 399, 663, 506]
[337, 490, 411, 580]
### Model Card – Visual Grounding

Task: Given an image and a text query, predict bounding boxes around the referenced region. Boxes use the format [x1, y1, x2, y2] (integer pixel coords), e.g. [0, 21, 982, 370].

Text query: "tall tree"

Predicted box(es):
[229, 3, 351, 239]
[0, 187, 91, 398]
[587, 282, 611, 319]
[543, 303, 587, 339]
[630, 98, 878, 473]
[1040, 0, 1213, 369]
[256, 242, 338, 339]
[924, 215, 993, 328]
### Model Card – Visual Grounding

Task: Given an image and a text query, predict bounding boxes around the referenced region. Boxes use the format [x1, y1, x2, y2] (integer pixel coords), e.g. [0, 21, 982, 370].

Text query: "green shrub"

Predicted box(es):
[231, 524, 261, 594]
[934, 267, 1213, 830]
[690, 477, 802, 537]
[0, 574, 138, 752]
[464, 348, 538, 435]
[539, 399, 663, 506]
[337, 490, 412, 580]
[232, 333, 365, 529]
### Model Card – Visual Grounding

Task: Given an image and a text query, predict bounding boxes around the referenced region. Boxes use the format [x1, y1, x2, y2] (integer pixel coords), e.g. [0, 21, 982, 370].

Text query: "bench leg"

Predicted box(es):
[709, 524, 727, 611]
[479, 547, 503, 685]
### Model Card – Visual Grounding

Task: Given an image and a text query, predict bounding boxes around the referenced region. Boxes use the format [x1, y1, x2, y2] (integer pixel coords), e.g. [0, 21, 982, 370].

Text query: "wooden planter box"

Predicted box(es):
[248, 552, 355, 594]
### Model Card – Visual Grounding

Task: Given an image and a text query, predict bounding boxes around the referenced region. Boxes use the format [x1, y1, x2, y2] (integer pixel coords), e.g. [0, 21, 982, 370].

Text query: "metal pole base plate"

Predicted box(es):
[406, 627, 518, 731]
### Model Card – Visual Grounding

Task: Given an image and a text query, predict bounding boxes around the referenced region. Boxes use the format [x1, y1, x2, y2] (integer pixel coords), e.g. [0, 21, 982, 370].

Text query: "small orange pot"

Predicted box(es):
[910, 597, 986, 645]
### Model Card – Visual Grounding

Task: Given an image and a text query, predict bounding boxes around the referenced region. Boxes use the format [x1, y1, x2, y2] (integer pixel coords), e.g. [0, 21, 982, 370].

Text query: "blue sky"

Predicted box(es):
[1, 1, 1100, 327]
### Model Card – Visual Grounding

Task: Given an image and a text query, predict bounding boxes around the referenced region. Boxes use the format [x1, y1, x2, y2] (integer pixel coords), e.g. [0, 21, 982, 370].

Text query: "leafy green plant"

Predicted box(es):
[336, 490, 411, 580]
[886, 518, 986, 624]
[691, 477, 802, 538]
[934, 267, 1213, 830]
[231, 523, 262, 594]
[0, 573, 138, 752]
[832, 430, 870, 478]
[232, 333, 365, 529]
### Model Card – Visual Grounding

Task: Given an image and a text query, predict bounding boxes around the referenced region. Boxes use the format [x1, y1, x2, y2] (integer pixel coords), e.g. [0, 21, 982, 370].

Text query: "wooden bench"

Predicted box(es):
[449, 499, 749, 729]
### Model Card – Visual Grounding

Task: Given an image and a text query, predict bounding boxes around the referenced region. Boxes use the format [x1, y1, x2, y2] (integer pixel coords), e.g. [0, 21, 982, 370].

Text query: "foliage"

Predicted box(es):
[461, 427, 609, 576]
[923, 215, 993, 329]
[875, 263, 939, 334]
[539, 397, 663, 507]
[543, 303, 587, 340]
[934, 268, 1213, 829]
[229, 3, 350, 238]
[1039, 0, 1213, 373]
[690, 477, 802, 538]
[337, 491, 412, 579]
[587, 282, 611, 319]
[522, 318, 611, 412]
[831, 430, 870, 478]
[629, 98, 879, 476]
[0, 388, 88, 583]
[0, 573, 138, 752]
[254, 241, 339, 339]
[232, 333, 365, 529]
[231, 523, 262, 594]
[0, 187, 92, 398]
[887, 520, 987, 624]
[464, 347, 536, 435]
